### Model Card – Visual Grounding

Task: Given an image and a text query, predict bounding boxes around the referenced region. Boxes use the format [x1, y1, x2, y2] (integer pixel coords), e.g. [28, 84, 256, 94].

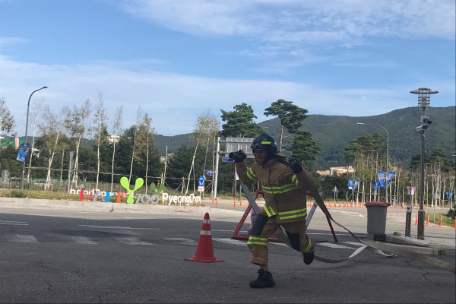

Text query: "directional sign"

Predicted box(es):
[204, 170, 214, 176]
[222, 158, 235, 163]
[373, 181, 381, 189]
[198, 176, 205, 187]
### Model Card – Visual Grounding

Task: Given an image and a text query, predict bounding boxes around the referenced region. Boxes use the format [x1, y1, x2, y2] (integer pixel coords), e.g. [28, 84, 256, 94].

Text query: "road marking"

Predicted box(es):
[5, 234, 38, 243]
[78, 225, 159, 230]
[317, 243, 353, 249]
[163, 237, 196, 245]
[0, 220, 28, 226]
[212, 238, 246, 246]
[116, 237, 154, 246]
[345, 242, 366, 247]
[72, 236, 98, 244]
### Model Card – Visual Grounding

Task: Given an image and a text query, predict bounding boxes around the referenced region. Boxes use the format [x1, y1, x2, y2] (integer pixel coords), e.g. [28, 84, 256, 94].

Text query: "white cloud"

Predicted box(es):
[120, 0, 455, 41]
[1, 55, 452, 136]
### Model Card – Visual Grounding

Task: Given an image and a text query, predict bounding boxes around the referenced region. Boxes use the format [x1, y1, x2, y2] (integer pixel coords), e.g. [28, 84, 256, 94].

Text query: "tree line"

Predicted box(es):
[1, 96, 455, 206]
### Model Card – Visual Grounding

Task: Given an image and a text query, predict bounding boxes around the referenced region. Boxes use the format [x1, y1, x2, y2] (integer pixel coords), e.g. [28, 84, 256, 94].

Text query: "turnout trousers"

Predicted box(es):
[247, 215, 315, 265]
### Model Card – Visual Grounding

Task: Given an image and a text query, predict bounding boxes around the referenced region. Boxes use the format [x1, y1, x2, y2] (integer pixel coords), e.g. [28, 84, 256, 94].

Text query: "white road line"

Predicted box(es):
[116, 237, 154, 246]
[0, 220, 28, 226]
[71, 236, 98, 244]
[344, 242, 366, 247]
[163, 237, 196, 245]
[212, 238, 246, 246]
[5, 234, 38, 243]
[78, 225, 159, 230]
[317, 243, 353, 249]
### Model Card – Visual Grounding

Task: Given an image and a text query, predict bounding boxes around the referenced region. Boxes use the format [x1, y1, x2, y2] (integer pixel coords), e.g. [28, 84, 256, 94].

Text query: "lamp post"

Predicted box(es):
[21, 86, 48, 191]
[410, 87, 438, 240]
[357, 122, 389, 204]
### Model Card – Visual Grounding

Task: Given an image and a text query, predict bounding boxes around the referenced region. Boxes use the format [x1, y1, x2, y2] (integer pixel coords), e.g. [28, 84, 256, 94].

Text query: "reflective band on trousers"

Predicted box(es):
[261, 183, 299, 194]
[278, 208, 307, 221]
[247, 236, 268, 246]
[303, 238, 314, 252]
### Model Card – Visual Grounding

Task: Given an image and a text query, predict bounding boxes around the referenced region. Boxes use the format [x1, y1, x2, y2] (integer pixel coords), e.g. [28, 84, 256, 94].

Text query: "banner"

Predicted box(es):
[377, 171, 385, 187]
[348, 179, 359, 190]
[407, 186, 416, 195]
[387, 171, 396, 186]
[16, 143, 31, 163]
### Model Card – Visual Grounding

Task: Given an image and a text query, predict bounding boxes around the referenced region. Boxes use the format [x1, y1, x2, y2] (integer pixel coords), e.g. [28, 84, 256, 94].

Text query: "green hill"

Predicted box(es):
[154, 106, 455, 170]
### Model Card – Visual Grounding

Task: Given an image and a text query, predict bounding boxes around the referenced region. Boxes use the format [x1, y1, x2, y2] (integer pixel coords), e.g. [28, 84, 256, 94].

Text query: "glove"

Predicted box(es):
[288, 156, 303, 173]
[229, 150, 247, 162]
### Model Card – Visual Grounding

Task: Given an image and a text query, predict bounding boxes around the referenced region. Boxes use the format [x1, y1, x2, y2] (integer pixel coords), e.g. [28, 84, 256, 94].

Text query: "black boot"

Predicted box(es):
[303, 252, 314, 265]
[249, 269, 276, 288]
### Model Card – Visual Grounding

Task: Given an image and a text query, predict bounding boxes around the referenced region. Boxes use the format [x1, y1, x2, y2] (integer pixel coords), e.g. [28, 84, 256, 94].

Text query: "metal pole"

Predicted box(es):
[213, 136, 220, 201]
[67, 151, 74, 193]
[417, 132, 425, 239]
[21, 86, 47, 191]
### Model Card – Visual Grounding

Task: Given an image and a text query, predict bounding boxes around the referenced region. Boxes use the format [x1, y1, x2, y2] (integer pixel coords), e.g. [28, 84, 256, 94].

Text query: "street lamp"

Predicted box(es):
[356, 122, 390, 204]
[410, 87, 438, 240]
[20, 86, 48, 191]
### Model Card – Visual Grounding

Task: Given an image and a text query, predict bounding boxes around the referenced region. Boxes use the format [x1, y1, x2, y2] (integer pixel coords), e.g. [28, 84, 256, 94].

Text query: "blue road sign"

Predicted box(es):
[204, 170, 214, 176]
[373, 181, 381, 189]
[222, 158, 235, 163]
[198, 176, 205, 187]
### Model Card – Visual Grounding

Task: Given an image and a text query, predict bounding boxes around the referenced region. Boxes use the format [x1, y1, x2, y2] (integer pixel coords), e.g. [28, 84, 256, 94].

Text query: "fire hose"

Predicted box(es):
[239, 181, 455, 273]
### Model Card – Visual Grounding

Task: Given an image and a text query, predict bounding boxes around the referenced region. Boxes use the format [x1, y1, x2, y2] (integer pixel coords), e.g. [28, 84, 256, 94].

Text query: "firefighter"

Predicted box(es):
[229, 134, 316, 288]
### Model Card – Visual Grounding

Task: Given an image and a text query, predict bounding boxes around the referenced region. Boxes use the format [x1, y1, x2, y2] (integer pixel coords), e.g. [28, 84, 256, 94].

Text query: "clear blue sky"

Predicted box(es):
[0, 0, 454, 136]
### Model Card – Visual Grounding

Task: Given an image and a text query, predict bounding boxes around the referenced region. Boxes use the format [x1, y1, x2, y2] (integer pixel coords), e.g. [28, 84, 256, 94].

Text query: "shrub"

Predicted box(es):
[10, 190, 26, 198]
[446, 203, 456, 218]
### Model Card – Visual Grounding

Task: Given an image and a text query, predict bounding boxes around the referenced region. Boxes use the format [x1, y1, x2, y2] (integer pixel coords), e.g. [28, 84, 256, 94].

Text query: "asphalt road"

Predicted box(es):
[0, 204, 454, 303]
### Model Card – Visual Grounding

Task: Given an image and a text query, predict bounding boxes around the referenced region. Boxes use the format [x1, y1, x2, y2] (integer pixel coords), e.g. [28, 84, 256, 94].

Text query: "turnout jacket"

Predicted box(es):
[235, 154, 316, 224]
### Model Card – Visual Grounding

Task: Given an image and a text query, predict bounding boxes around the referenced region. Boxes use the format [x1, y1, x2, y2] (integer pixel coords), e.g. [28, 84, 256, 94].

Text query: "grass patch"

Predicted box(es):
[426, 212, 456, 227]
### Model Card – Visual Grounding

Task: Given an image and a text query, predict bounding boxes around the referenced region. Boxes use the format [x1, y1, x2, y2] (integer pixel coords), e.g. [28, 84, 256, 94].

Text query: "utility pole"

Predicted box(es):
[410, 87, 439, 240]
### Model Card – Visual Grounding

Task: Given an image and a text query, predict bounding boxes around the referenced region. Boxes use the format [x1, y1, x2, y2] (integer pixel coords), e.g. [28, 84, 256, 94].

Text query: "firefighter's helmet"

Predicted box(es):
[251, 134, 279, 155]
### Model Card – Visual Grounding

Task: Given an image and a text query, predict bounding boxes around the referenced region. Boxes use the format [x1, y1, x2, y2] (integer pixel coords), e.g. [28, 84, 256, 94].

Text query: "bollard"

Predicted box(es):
[105, 191, 110, 203]
[117, 192, 121, 203]
[79, 189, 84, 201]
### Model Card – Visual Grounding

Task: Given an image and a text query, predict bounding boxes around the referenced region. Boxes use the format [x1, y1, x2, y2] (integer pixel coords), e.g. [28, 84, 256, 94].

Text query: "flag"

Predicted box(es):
[387, 171, 396, 186]
[377, 171, 386, 187]
[16, 143, 31, 163]
[407, 186, 416, 195]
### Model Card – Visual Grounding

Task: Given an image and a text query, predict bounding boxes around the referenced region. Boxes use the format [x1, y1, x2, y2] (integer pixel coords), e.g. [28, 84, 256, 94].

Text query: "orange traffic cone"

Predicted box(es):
[439, 215, 442, 227]
[239, 198, 242, 207]
[211, 197, 214, 204]
[415, 214, 418, 225]
[216, 198, 219, 206]
[453, 216, 456, 229]
[233, 198, 236, 207]
[426, 215, 429, 226]
[185, 213, 223, 263]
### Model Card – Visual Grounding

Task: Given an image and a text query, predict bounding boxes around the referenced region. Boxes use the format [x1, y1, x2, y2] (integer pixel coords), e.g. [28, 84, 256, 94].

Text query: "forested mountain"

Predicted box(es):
[153, 106, 455, 170]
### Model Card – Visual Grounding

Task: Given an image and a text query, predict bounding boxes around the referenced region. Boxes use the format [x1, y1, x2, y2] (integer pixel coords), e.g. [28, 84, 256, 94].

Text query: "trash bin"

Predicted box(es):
[365, 201, 391, 241]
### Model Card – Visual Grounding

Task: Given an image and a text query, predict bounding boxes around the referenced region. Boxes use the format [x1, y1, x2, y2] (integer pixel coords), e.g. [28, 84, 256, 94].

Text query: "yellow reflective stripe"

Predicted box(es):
[261, 183, 299, 194]
[247, 236, 268, 246]
[292, 175, 299, 186]
[261, 141, 271, 145]
[263, 204, 276, 217]
[278, 208, 307, 220]
[303, 238, 314, 252]
[246, 168, 257, 182]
